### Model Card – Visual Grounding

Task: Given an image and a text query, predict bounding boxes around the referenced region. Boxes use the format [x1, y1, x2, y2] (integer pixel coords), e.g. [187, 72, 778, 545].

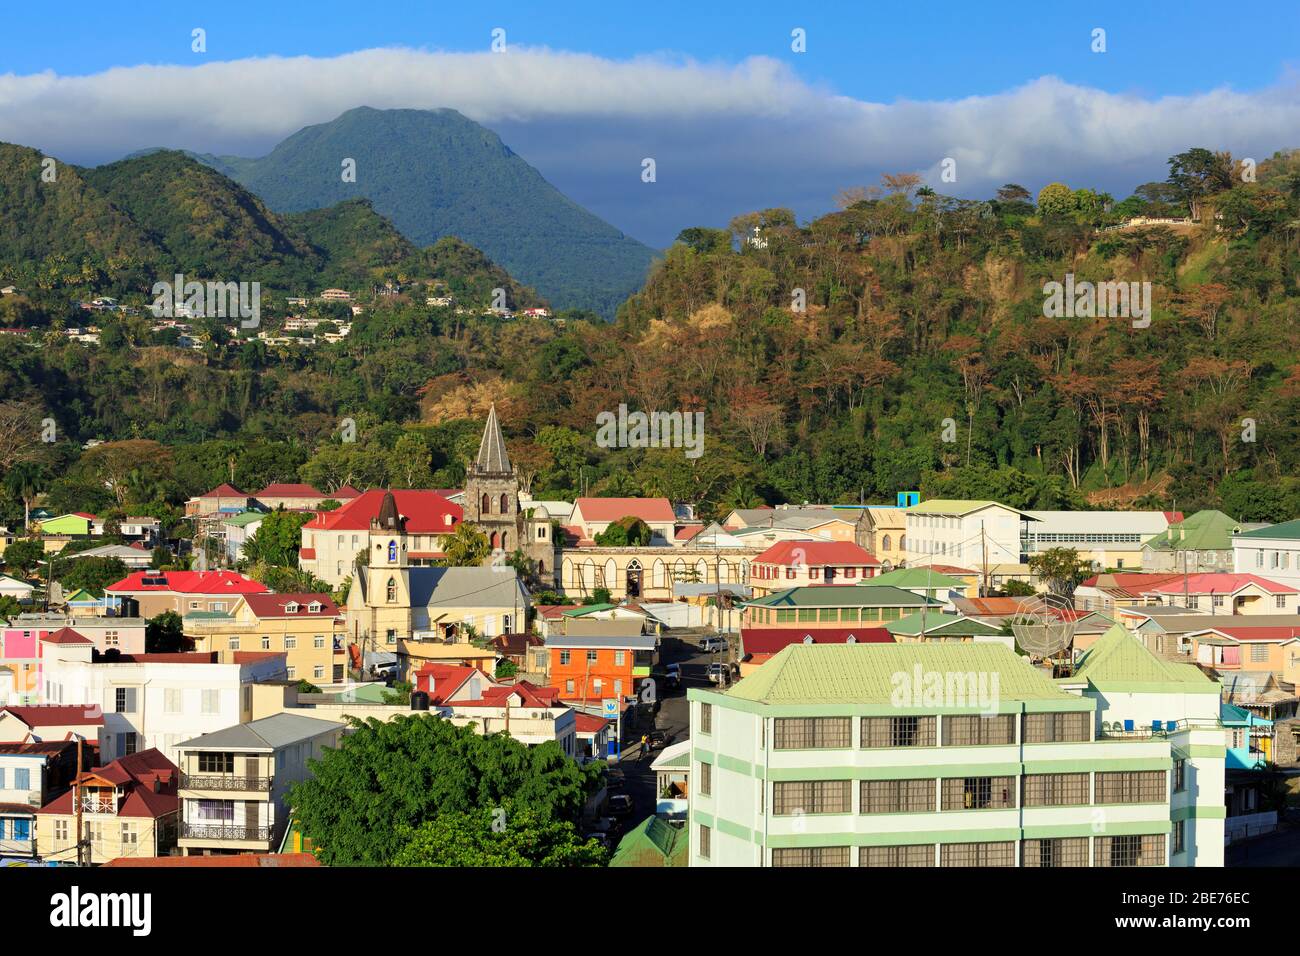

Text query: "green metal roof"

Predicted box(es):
[610, 816, 688, 867]
[905, 499, 1037, 519]
[221, 511, 268, 528]
[747, 585, 936, 608]
[1142, 510, 1240, 552]
[183, 610, 233, 621]
[886, 611, 1005, 637]
[859, 568, 967, 590]
[724, 641, 1078, 705]
[1069, 624, 1220, 692]
[1235, 519, 1299, 541]
[563, 603, 617, 617]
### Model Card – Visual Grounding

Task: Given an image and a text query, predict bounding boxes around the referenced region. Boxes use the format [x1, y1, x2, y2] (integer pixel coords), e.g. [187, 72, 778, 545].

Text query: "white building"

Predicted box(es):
[904, 500, 1035, 569]
[1025, 510, 1174, 570]
[1232, 520, 1300, 590]
[39, 637, 288, 764]
[688, 630, 1226, 868]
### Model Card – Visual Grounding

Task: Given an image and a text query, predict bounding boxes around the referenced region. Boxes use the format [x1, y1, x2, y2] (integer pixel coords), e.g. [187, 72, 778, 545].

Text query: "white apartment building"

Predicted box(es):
[1025, 510, 1174, 570]
[688, 630, 1226, 868]
[904, 500, 1035, 569]
[1233, 520, 1300, 590]
[39, 638, 288, 764]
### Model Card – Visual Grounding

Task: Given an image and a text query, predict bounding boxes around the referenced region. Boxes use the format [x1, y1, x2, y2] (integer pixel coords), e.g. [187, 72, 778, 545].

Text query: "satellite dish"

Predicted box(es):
[1009, 593, 1076, 658]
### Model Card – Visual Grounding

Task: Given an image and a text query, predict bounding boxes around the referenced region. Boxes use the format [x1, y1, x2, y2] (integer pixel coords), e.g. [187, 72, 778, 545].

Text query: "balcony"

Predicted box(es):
[80, 796, 118, 814]
[180, 773, 272, 792]
[180, 822, 272, 842]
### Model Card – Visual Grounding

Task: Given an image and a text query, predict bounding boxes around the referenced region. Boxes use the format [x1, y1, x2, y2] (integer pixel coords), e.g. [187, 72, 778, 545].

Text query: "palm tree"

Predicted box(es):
[3, 460, 47, 531]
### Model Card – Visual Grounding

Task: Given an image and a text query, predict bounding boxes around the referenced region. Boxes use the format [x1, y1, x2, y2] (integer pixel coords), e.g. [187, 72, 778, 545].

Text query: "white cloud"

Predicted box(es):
[2, 47, 1297, 246]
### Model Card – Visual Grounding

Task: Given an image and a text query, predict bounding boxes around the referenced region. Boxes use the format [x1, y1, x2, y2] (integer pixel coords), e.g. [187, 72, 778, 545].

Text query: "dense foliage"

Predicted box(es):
[288, 714, 602, 866]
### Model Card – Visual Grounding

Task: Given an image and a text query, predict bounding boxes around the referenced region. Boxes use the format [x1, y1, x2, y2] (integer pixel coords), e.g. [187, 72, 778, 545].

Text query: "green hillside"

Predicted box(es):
[192, 107, 658, 316]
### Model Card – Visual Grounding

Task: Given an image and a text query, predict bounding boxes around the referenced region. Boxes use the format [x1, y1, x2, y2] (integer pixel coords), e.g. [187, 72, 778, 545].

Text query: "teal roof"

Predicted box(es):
[724, 641, 1079, 705]
[859, 567, 967, 590]
[747, 585, 936, 608]
[1235, 519, 1299, 541]
[886, 611, 1004, 637]
[610, 816, 688, 867]
[221, 511, 267, 528]
[1070, 624, 1220, 693]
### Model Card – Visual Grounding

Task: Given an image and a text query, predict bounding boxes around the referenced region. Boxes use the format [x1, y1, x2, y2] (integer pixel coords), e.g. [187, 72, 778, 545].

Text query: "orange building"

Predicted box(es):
[542, 634, 656, 706]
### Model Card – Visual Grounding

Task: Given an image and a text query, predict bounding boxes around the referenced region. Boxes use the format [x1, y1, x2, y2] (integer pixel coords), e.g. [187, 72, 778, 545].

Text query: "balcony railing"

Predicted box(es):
[181, 773, 272, 792]
[80, 797, 118, 814]
[180, 822, 272, 842]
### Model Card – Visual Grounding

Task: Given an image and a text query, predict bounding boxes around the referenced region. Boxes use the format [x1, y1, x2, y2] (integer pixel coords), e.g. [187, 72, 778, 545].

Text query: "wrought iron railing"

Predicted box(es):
[180, 773, 272, 791]
[180, 822, 272, 841]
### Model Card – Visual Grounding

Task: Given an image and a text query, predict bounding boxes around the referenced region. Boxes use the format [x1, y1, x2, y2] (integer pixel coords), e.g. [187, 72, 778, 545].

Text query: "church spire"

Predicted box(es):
[474, 402, 512, 475]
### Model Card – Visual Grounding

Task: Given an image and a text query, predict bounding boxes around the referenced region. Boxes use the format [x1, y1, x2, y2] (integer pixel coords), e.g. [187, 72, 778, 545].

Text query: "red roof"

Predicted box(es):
[243, 592, 340, 618]
[72, 512, 98, 520]
[106, 570, 270, 595]
[753, 541, 880, 567]
[929, 564, 977, 576]
[573, 713, 610, 734]
[1191, 626, 1300, 643]
[95, 651, 219, 664]
[1144, 573, 1297, 596]
[302, 489, 462, 533]
[255, 483, 325, 498]
[42, 627, 91, 645]
[741, 627, 893, 654]
[536, 604, 584, 619]
[38, 748, 177, 819]
[475, 681, 562, 708]
[232, 651, 288, 665]
[1079, 572, 1187, 596]
[574, 497, 675, 523]
[105, 853, 320, 868]
[960, 596, 1034, 615]
[200, 483, 245, 498]
[0, 704, 104, 727]
[414, 664, 480, 703]
[334, 485, 363, 499]
[675, 525, 705, 541]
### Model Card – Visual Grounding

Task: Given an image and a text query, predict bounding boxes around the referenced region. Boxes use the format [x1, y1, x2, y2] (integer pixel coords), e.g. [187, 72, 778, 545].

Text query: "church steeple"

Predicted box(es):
[473, 403, 512, 476]
[373, 489, 407, 533]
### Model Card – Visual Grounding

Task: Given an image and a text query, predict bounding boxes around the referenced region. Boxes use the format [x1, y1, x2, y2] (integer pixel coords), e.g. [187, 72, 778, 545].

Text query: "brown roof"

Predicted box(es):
[42, 627, 91, 645]
[200, 483, 245, 498]
[0, 705, 104, 727]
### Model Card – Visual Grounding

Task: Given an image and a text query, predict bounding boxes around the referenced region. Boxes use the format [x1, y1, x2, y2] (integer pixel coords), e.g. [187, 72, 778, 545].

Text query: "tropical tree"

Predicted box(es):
[441, 522, 491, 567]
[1028, 547, 1091, 597]
[391, 805, 607, 867]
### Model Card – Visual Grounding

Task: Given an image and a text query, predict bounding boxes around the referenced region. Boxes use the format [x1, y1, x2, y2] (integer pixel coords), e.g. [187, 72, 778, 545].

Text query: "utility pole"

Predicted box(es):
[980, 521, 990, 598]
[74, 737, 85, 867]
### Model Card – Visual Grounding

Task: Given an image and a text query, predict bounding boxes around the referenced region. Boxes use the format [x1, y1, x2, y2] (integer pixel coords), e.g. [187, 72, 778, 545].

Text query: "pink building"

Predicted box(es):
[0, 617, 147, 706]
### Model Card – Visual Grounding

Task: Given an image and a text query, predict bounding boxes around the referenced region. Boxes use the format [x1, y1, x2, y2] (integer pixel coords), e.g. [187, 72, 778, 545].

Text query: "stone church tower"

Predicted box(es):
[464, 404, 556, 582]
[359, 489, 413, 642]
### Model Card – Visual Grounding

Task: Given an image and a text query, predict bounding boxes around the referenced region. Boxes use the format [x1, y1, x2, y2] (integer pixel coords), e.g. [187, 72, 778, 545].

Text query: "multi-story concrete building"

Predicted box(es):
[688, 628, 1225, 867]
[1233, 519, 1300, 588]
[40, 636, 288, 763]
[185, 592, 347, 686]
[904, 500, 1036, 573]
[176, 713, 343, 857]
[1024, 510, 1177, 570]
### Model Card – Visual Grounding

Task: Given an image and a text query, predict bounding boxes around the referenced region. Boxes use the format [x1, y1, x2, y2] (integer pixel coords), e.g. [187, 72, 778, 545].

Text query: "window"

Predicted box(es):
[314, 636, 326, 649]
[565, 680, 575, 694]
[104, 630, 119, 647]
[1213, 595, 1225, 608]
[1095, 771, 1166, 804]
[1022, 712, 1089, 743]
[1173, 820, 1186, 855]
[1278, 595, 1288, 609]
[0, 770, 5, 788]
[862, 716, 936, 748]
[118, 733, 138, 756]
[942, 714, 1015, 746]
[1251, 644, 1268, 663]
[281, 637, 295, 650]
[1173, 759, 1186, 793]
[54, 820, 68, 842]
[700, 703, 712, 735]
[229, 637, 240, 651]
[120, 823, 137, 845]
[861, 844, 932, 867]
[699, 762, 712, 796]
[197, 799, 235, 822]
[1022, 773, 1089, 807]
[201, 689, 219, 714]
[861, 778, 934, 814]
[198, 752, 234, 773]
[313, 666, 324, 680]
[114, 687, 137, 713]
[939, 841, 1016, 867]
[14, 768, 30, 791]
[1022, 837, 1088, 867]
[772, 780, 851, 815]
[386, 629, 396, 645]
[773, 717, 851, 750]
[1187, 596, 1199, 609]
[1096, 834, 1165, 867]
[10, 818, 29, 841]
[386, 578, 397, 603]
[261, 636, 271, 650]
[771, 847, 849, 867]
[698, 824, 711, 859]
[941, 776, 1016, 810]
[587, 650, 598, 664]
[559, 650, 571, 666]
[614, 651, 625, 666]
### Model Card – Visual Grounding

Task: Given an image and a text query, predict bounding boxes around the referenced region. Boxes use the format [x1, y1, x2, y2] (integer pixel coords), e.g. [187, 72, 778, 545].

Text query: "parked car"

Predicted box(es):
[700, 636, 729, 653]
[707, 662, 729, 684]
[646, 729, 670, 750]
[608, 794, 635, 817]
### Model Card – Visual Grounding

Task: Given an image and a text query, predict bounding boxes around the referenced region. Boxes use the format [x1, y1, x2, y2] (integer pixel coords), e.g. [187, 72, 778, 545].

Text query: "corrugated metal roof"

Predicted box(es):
[1071, 624, 1217, 689]
[177, 713, 343, 752]
[747, 585, 937, 608]
[725, 642, 1074, 704]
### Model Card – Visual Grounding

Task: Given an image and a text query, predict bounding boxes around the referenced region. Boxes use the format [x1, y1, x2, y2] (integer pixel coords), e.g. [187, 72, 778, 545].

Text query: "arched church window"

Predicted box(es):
[386, 578, 397, 603]
[500, 493, 509, 514]
[481, 493, 491, 514]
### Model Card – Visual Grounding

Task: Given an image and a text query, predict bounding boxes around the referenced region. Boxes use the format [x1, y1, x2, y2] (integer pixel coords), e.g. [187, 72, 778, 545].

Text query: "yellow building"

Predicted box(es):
[186, 592, 347, 686]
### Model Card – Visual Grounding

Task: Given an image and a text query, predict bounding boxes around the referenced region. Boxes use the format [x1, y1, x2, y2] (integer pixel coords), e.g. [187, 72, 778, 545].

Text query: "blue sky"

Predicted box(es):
[2, 1, 1298, 246]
